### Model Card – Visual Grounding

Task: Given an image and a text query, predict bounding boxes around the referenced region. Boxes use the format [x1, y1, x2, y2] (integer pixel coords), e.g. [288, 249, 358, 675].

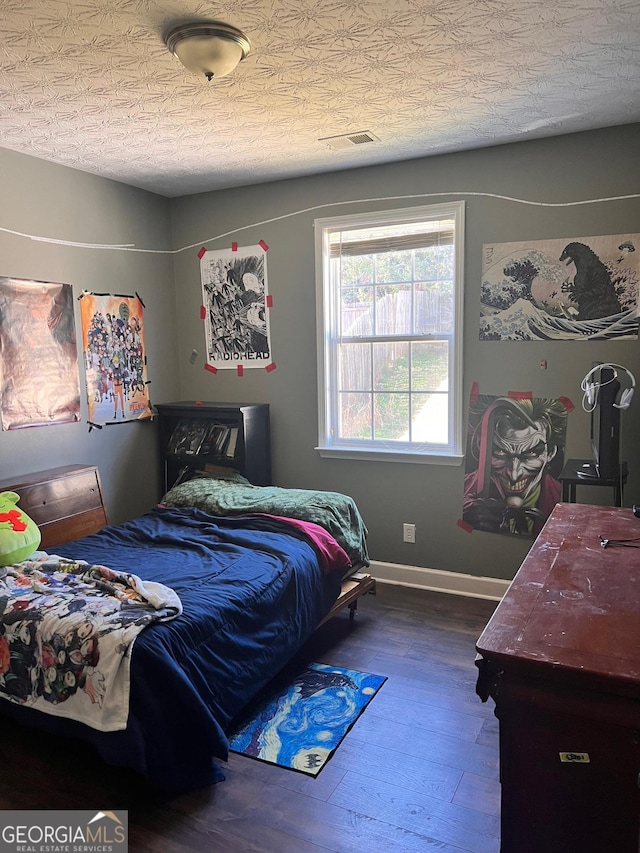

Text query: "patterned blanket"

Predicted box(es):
[0, 553, 182, 731]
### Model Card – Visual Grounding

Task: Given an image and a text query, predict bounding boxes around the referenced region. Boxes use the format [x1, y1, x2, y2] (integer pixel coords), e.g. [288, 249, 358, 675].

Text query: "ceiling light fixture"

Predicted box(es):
[165, 22, 251, 81]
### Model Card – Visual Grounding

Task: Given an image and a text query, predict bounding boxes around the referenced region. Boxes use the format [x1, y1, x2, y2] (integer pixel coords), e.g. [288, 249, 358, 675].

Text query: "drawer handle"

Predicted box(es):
[559, 752, 590, 763]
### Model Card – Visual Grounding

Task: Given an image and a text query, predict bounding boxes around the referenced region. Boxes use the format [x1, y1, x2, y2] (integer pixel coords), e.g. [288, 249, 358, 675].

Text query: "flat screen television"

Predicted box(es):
[591, 365, 621, 479]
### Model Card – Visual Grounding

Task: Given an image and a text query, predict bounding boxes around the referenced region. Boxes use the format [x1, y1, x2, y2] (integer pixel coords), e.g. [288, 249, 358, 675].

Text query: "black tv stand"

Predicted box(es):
[558, 458, 628, 507]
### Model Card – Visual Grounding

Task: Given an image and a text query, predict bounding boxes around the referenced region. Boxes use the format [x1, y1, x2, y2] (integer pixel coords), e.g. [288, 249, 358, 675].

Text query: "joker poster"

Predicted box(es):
[80, 293, 152, 425]
[462, 394, 569, 537]
[200, 244, 272, 370]
[0, 276, 80, 429]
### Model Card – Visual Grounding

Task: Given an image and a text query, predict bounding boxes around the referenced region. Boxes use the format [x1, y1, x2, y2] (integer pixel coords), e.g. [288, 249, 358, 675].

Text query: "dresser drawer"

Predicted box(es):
[0, 465, 108, 548]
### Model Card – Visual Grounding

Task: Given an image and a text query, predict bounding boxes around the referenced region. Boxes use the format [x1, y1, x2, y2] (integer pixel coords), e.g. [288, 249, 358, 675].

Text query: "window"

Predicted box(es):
[315, 202, 465, 463]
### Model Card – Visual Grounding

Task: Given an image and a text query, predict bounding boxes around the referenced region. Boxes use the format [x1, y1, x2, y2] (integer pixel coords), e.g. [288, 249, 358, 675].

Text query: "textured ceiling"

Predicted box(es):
[1, 0, 639, 198]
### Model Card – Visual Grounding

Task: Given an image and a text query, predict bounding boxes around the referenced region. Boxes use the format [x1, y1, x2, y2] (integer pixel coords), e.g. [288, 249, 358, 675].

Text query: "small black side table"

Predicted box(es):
[558, 458, 628, 507]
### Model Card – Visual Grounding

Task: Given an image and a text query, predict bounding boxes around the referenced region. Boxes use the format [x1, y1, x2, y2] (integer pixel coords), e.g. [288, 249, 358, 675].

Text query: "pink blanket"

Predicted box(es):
[251, 514, 352, 574]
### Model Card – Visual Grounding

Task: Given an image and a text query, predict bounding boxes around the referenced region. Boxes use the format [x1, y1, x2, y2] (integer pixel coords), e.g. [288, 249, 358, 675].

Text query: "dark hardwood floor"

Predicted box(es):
[0, 584, 500, 853]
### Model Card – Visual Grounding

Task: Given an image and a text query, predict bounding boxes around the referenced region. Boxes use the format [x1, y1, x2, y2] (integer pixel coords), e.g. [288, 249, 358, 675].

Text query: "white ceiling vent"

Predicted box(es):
[319, 131, 380, 150]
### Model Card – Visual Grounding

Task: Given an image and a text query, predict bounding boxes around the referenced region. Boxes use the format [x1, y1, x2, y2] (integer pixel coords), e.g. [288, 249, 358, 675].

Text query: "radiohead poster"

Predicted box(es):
[200, 244, 273, 371]
[80, 293, 152, 425]
[480, 233, 639, 340]
[0, 276, 80, 429]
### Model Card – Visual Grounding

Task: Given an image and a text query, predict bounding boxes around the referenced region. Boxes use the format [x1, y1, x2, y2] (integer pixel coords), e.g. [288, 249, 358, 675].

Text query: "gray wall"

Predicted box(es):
[0, 148, 180, 522]
[170, 124, 640, 580]
[1, 126, 638, 580]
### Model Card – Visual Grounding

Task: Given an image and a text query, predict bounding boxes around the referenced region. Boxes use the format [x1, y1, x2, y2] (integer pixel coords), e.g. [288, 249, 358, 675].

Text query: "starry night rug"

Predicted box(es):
[227, 662, 387, 776]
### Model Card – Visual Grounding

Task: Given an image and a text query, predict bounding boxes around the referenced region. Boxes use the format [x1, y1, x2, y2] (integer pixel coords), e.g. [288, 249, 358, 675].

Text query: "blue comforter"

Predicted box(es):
[0, 506, 342, 791]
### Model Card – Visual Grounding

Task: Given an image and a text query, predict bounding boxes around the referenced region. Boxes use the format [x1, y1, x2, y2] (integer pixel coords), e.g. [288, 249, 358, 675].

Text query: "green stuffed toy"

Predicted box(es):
[0, 492, 42, 567]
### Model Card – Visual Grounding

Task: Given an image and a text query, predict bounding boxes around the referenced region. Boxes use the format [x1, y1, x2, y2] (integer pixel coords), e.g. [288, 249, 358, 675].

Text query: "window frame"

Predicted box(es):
[314, 201, 465, 465]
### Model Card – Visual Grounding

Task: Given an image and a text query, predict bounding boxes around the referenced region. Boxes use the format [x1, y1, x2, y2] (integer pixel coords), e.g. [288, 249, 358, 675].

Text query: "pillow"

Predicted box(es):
[0, 491, 42, 566]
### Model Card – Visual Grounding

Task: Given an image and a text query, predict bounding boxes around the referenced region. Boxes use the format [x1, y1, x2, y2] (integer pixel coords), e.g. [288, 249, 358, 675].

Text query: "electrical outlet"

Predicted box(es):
[403, 523, 416, 543]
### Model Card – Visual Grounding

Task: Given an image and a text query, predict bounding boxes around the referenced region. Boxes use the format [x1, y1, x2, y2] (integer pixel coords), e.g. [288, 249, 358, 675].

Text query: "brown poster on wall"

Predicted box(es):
[0, 276, 80, 429]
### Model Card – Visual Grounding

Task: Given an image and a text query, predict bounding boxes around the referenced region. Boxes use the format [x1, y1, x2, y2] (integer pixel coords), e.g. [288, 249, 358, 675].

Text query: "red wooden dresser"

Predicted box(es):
[476, 502, 640, 853]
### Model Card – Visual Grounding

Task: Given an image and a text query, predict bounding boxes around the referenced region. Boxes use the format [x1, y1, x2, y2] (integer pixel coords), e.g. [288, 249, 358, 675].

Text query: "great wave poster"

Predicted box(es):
[480, 234, 639, 341]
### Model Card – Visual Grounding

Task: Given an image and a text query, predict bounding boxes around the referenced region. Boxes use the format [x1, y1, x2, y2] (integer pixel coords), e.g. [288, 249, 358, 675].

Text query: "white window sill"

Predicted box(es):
[316, 446, 465, 465]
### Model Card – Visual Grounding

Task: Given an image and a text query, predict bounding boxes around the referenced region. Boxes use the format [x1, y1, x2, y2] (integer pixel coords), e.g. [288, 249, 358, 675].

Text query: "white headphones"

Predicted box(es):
[581, 362, 636, 411]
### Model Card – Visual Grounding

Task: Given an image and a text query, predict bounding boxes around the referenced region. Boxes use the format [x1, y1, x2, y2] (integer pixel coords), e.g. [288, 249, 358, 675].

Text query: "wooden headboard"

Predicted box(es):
[0, 464, 108, 549]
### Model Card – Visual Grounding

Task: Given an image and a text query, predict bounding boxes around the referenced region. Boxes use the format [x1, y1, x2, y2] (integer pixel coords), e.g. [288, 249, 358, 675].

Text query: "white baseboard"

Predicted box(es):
[369, 560, 510, 601]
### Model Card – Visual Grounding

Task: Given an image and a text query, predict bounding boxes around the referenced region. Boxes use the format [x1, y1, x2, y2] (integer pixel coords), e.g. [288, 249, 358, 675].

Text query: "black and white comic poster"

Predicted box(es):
[200, 244, 272, 370]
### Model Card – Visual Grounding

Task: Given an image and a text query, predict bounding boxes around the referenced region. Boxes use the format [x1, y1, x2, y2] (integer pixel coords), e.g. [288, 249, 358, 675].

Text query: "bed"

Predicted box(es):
[0, 465, 371, 793]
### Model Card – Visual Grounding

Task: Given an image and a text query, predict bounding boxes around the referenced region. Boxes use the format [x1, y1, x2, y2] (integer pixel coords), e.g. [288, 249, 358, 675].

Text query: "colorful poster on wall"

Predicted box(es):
[0, 276, 80, 429]
[200, 244, 273, 370]
[462, 394, 569, 537]
[480, 233, 639, 340]
[80, 293, 152, 425]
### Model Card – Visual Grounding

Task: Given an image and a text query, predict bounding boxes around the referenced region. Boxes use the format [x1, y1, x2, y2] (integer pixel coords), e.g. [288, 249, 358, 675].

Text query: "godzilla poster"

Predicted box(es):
[480, 234, 639, 340]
